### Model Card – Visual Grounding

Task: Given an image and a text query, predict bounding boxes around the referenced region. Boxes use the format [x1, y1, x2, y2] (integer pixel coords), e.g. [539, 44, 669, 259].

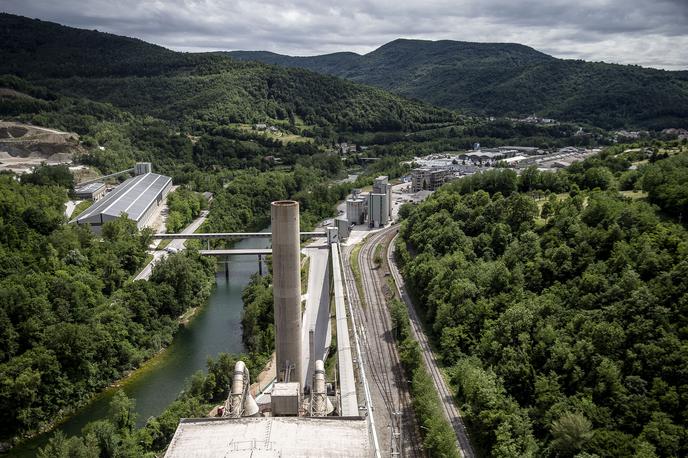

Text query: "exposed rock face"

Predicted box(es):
[0, 122, 85, 172]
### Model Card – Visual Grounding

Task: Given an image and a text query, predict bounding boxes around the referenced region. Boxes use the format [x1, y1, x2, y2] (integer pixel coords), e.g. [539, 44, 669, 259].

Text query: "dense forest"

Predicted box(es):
[0, 14, 455, 135]
[32, 271, 275, 457]
[230, 38, 688, 129]
[0, 175, 216, 444]
[165, 188, 207, 233]
[396, 148, 688, 456]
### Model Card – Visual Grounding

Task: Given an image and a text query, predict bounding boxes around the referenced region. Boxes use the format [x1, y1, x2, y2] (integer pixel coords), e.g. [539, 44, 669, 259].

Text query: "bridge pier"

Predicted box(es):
[258, 254, 263, 276]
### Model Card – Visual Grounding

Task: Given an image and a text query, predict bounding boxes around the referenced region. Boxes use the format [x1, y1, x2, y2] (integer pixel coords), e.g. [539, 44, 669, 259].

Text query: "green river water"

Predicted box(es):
[10, 234, 270, 457]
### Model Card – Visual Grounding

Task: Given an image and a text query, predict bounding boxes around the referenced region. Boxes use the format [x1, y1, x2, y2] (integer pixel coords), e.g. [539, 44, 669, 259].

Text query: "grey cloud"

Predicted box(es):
[1, 0, 687, 69]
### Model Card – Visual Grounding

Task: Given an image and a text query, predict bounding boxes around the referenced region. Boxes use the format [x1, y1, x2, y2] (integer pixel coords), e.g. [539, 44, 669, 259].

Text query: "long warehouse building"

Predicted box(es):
[73, 172, 172, 233]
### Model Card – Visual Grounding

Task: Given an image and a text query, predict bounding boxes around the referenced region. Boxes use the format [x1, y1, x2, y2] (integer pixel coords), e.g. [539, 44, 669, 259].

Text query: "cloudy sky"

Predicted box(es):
[3, 0, 688, 70]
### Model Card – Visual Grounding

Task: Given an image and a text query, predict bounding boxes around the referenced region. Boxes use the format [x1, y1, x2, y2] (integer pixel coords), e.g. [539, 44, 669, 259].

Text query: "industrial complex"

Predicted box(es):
[164, 200, 371, 457]
[341, 175, 394, 236]
[71, 162, 172, 233]
[408, 145, 600, 193]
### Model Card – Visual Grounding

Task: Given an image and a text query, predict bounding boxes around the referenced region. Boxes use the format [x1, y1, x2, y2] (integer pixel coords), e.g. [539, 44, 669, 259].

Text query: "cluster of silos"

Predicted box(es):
[344, 176, 393, 229]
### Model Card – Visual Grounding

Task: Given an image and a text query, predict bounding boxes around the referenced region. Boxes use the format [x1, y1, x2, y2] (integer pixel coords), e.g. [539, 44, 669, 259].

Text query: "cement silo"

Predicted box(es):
[373, 175, 392, 218]
[271, 201, 303, 387]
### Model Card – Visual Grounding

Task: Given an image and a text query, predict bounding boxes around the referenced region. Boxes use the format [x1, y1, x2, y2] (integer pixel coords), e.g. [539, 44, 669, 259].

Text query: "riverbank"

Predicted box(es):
[7, 238, 267, 457]
[6, 257, 215, 453]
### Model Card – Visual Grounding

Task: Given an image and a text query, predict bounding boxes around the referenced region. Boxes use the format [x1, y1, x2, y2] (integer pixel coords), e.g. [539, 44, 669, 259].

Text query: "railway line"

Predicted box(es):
[342, 228, 421, 457]
[387, 232, 476, 458]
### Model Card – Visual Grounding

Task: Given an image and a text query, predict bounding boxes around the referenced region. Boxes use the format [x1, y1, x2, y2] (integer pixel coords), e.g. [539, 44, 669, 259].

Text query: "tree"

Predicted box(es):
[582, 167, 614, 190]
[550, 412, 593, 456]
[109, 391, 136, 433]
[22, 165, 75, 189]
[37, 431, 99, 458]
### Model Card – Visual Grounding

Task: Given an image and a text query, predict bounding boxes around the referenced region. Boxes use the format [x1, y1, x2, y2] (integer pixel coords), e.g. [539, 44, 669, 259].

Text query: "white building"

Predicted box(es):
[72, 172, 172, 233]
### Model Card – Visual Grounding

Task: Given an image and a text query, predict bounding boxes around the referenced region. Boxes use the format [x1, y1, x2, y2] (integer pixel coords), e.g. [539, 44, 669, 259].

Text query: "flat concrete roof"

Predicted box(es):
[74, 182, 105, 194]
[164, 417, 371, 458]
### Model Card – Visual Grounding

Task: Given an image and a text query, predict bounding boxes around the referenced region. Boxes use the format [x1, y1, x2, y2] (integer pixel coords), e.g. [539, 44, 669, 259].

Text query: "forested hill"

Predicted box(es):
[229, 38, 688, 129]
[0, 14, 454, 132]
[397, 148, 688, 456]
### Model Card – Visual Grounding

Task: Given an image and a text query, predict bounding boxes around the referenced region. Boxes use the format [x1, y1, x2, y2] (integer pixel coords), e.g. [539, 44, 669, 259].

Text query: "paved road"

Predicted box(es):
[387, 230, 476, 458]
[64, 199, 83, 218]
[301, 239, 332, 386]
[134, 212, 208, 281]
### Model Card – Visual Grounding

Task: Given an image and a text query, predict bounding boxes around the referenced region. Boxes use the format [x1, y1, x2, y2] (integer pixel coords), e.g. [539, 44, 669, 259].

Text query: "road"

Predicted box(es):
[301, 239, 332, 386]
[134, 211, 208, 281]
[343, 228, 421, 457]
[387, 231, 476, 458]
[64, 199, 83, 218]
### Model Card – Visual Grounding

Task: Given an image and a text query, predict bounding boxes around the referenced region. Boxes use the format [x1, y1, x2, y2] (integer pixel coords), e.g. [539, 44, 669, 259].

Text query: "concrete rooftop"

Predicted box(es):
[164, 416, 371, 458]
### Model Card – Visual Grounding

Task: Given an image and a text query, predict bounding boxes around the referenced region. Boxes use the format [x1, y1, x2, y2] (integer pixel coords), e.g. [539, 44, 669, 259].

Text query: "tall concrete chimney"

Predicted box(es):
[271, 200, 303, 387]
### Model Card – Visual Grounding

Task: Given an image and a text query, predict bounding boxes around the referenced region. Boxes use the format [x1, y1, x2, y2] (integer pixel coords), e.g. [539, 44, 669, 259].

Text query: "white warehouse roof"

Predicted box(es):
[74, 172, 171, 224]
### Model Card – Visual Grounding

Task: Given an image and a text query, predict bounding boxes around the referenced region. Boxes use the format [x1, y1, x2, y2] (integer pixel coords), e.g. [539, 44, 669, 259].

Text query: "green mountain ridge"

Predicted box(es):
[228, 38, 688, 129]
[0, 14, 454, 133]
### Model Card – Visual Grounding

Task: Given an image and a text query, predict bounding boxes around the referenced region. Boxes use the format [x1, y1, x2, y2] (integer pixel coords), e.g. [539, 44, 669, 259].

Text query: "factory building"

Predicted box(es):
[412, 167, 450, 192]
[73, 182, 106, 201]
[72, 169, 172, 233]
[344, 176, 392, 228]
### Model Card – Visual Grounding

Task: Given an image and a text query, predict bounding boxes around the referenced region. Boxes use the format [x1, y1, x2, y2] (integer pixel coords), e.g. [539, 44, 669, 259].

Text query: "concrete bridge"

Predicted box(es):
[152, 231, 326, 240]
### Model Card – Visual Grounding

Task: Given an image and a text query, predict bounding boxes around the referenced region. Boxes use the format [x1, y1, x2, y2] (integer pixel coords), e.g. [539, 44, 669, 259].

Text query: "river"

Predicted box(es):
[10, 234, 270, 457]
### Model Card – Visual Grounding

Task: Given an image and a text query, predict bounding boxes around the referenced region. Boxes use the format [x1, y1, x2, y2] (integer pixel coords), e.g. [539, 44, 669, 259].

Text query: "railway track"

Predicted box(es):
[387, 232, 476, 458]
[343, 228, 421, 457]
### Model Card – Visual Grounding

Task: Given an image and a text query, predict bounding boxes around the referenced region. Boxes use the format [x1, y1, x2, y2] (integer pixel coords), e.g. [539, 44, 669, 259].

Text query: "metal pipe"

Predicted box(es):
[226, 360, 259, 418]
[75, 168, 134, 186]
[311, 360, 334, 416]
[271, 201, 303, 387]
[228, 361, 246, 418]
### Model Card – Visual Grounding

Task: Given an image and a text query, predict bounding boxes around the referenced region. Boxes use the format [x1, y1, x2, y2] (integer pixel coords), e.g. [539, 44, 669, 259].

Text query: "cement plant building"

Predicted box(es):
[411, 167, 451, 192]
[343, 176, 393, 229]
[72, 163, 171, 233]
